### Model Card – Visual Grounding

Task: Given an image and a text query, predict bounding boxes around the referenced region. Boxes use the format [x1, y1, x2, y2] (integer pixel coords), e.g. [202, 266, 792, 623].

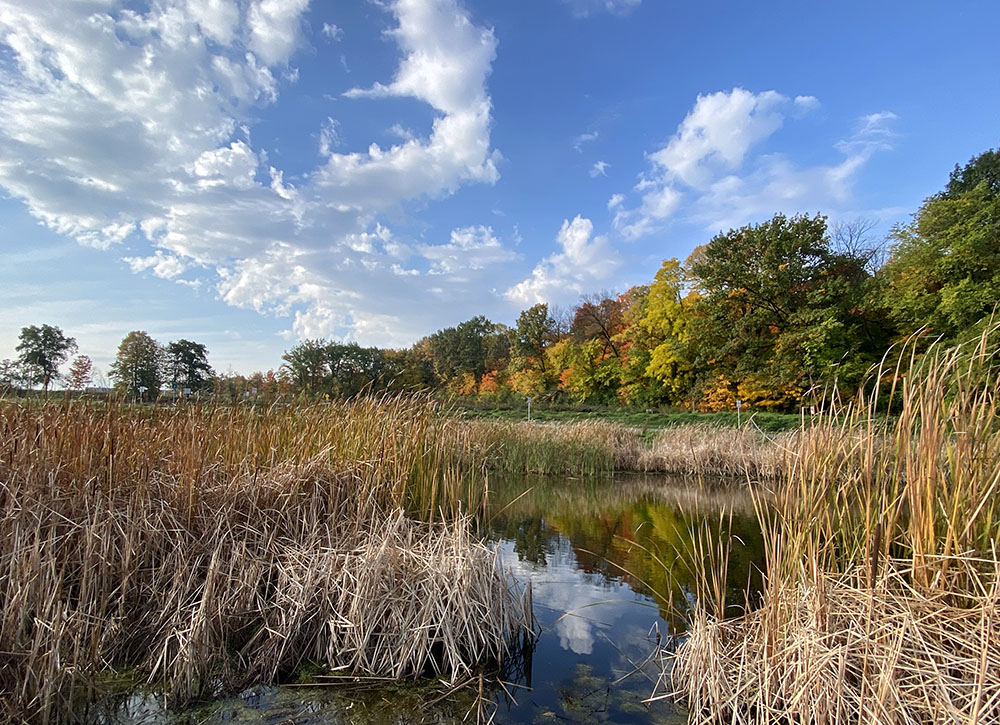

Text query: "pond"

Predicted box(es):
[93, 474, 764, 724]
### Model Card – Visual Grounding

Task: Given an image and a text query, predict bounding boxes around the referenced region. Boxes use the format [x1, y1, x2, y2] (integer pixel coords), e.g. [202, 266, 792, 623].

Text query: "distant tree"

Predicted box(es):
[690, 213, 889, 406]
[110, 331, 164, 402]
[281, 339, 328, 394]
[165, 339, 214, 393]
[884, 148, 1000, 339]
[16, 324, 77, 393]
[0, 358, 28, 394]
[67, 355, 94, 391]
[571, 292, 627, 359]
[639, 259, 699, 405]
[509, 303, 555, 374]
[325, 342, 393, 397]
[427, 316, 497, 383]
[831, 217, 888, 275]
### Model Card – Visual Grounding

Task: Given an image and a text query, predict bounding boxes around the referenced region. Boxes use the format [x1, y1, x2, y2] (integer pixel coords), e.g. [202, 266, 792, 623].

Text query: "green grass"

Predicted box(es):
[447, 404, 805, 432]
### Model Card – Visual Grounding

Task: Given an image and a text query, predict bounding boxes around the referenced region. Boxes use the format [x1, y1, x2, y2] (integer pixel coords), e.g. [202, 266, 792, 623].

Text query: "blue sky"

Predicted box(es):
[1, 0, 997, 378]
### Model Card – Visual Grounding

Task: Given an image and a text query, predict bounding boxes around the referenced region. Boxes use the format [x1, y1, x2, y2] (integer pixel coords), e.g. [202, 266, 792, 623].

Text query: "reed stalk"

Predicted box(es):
[0, 397, 530, 723]
[665, 325, 1000, 723]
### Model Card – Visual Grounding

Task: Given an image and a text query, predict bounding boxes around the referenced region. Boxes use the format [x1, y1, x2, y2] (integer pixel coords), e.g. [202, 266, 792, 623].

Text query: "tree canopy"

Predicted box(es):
[110, 331, 164, 402]
[16, 324, 77, 393]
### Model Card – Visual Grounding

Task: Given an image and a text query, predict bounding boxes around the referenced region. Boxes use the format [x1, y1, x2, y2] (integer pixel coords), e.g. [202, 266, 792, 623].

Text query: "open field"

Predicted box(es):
[665, 328, 1000, 723]
[0, 398, 530, 723]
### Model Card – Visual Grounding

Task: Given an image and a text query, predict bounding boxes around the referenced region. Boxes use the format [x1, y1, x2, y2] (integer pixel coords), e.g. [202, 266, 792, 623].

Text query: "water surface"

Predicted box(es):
[95, 474, 763, 724]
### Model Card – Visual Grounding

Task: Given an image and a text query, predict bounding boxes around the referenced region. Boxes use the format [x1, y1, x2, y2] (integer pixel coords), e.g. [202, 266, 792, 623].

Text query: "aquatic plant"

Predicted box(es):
[666, 326, 1000, 723]
[0, 398, 530, 723]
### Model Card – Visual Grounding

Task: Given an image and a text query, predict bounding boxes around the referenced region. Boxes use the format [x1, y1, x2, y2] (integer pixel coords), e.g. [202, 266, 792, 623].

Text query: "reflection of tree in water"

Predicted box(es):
[491, 515, 549, 565]
[479, 475, 765, 632]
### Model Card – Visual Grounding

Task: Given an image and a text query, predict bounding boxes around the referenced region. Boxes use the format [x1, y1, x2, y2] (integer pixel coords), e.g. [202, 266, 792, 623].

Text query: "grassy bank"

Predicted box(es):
[0, 398, 530, 723]
[449, 403, 804, 432]
[444, 418, 794, 479]
[666, 328, 1000, 722]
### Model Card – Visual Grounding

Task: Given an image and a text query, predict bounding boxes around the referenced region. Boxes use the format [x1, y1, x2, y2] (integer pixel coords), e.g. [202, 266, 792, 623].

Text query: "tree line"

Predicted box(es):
[3, 148, 997, 411]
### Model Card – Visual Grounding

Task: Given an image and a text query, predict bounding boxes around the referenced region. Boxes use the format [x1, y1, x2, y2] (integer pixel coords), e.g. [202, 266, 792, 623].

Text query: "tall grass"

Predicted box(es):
[0, 397, 530, 723]
[666, 327, 1000, 723]
[444, 419, 789, 479]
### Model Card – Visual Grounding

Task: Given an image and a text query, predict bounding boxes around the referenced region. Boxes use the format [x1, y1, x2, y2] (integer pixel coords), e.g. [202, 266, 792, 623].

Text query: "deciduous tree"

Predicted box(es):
[884, 148, 1000, 339]
[67, 355, 93, 391]
[110, 331, 164, 402]
[165, 339, 214, 393]
[16, 324, 77, 393]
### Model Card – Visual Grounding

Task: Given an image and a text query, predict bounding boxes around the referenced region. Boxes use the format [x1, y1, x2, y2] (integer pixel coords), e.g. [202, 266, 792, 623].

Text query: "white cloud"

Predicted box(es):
[561, 0, 641, 18]
[418, 226, 518, 276]
[572, 131, 598, 151]
[590, 160, 610, 177]
[793, 95, 821, 113]
[0, 0, 516, 348]
[247, 0, 309, 66]
[649, 88, 789, 189]
[321, 22, 344, 41]
[192, 141, 259, 189]
[610, 87, 892, 237]
[124, 251, 190, 280]
[506, 215, 621, 305]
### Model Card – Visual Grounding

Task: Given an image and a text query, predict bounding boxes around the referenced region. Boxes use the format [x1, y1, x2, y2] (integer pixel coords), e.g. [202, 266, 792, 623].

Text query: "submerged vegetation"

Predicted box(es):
[0, 398, 531, 723]
[667, 326, 1000, 723]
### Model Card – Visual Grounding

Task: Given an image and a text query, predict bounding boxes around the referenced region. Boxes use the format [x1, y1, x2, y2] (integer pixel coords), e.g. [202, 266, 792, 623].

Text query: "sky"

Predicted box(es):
[0, 0, 998, 379]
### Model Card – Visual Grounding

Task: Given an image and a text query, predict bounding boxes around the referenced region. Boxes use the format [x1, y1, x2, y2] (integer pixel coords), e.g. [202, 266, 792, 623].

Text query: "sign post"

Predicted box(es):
[736, 399, 742, 427]
[527, 396, 532, 422]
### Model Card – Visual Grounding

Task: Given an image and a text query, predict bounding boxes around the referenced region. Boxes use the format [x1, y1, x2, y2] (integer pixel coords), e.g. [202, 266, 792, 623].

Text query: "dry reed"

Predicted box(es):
[447, 418, 790, 479]
[0, 398, 530, 723]
[665, 326, 1000, 723]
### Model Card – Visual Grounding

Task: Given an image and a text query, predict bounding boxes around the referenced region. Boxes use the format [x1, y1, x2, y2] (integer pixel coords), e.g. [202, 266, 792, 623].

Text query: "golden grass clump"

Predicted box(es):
[447, 418, 789, 479]
[666, 326, 1000, 723]
[0, 398, 529, 723]
[635, 426, 793, 479]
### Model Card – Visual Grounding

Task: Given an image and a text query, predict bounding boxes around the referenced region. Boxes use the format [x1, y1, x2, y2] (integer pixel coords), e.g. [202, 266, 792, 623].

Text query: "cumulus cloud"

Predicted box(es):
[0, 0, 516, 347]
[610, 87, 893, 237]
[124, 251, 189, 280]
[506, 215, 621, 305]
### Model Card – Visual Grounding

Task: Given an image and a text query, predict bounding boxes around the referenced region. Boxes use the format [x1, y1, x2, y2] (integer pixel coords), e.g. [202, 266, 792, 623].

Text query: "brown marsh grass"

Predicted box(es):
[447, 418, 790, 479]
[665, 327, 1000, 723]
[0, 398, 530, 723]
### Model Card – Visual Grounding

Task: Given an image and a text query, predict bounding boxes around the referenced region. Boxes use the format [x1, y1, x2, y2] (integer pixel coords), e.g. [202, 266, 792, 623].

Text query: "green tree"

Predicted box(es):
[165, 339, 214, 393]
[325, 342, 394, 397]
[509, 303, 555, 374]
[110, 331, 164, 402]
[690, 214, 889, 406]
[280, 339, 329, 394]
[884, 148, 1000, 339]
[426, 316, 498, 384]
[16, 324, 77, 393]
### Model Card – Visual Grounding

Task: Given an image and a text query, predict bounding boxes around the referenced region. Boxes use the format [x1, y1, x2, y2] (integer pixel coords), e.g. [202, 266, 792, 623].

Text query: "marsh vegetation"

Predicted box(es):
[666, 328, 1000, 723]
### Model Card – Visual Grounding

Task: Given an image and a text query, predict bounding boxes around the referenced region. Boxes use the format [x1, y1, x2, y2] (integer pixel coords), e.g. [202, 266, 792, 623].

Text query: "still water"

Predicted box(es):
[96, 474, 764, 724]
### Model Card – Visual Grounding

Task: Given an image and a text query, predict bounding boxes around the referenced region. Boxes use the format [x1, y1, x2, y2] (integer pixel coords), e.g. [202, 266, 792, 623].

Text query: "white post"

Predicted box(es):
[527, 396, 532, 422]
[736, 399, 742, 427]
